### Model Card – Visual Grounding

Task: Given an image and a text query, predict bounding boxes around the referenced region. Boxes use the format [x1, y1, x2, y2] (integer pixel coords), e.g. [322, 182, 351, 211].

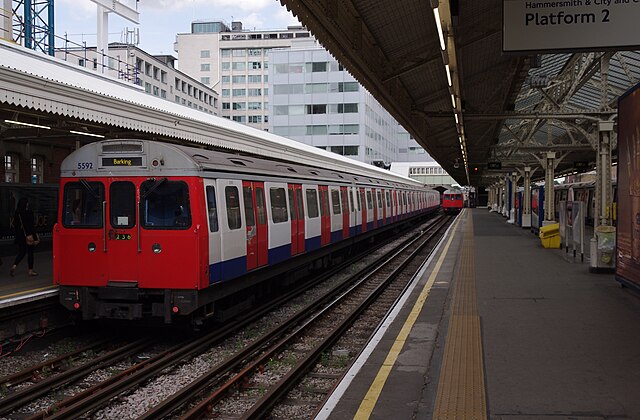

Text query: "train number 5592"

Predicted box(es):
[77, 162, 93, 169]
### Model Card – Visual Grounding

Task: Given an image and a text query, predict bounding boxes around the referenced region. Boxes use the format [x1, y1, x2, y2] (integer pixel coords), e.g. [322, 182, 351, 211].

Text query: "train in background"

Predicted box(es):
[442, 189, 464, 214]
[54, 140, 441, 323]
[517, 181, 617, 232]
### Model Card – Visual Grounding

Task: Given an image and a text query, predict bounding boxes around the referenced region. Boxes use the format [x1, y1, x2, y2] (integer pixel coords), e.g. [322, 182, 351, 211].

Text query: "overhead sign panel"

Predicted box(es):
[503, 0, 640, 53]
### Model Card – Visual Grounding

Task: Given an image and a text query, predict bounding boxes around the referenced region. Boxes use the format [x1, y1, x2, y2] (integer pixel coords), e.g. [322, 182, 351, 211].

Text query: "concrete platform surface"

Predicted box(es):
[320, 209, 640, 419]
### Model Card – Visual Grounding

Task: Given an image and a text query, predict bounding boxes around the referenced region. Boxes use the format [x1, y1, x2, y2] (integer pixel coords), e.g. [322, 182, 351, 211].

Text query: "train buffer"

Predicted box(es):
[539, 223, 560, 249]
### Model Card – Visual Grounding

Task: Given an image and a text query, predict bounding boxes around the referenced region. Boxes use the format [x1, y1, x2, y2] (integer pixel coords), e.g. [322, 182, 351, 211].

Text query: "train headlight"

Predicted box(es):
[88, 242, 96, 252]
[152, 243, 162, 254]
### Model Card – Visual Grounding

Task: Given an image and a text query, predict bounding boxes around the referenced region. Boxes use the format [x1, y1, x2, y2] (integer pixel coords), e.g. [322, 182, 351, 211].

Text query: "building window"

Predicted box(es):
[248, 102, 262, 110]
[4, 153, 18, 182]
[222, 89, 230, 97]
[152, 86, 159, 96]
[201, 77, 210, 85]
[78, 58, 85, 67]
[221, 76, 230, 84]
[232, 75, 246, 84]
[250, 61, 261, 69]
[232, 115, 246, 123]
[222, 102, 230, 109]
[222, 62, 230, 71]
[160, 89, 167, 98]
[232, 62, 245, 71]
[232, 102, 246, 110]
[232, 88, 246, 96]
[161, 71, 167, 83]
[31, 155, 44, 184]
[232, 49, 246, 57]
[201, 63, 210, 71]
[145, 82, 151, 93]
[200, 50, 210, 58]
[248, 48, 261, 56]
[247, 88, 262, 96]
[221, 49, 231, 57]
[248, 115, 262, 123]
[248, 75, 261, 83]
[306, 104, 327, 114]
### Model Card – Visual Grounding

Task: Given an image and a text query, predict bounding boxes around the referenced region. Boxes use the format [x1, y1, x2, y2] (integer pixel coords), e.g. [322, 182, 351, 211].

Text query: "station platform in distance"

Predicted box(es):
[318, 208, 640, 420]
[0, 250, 56, 310]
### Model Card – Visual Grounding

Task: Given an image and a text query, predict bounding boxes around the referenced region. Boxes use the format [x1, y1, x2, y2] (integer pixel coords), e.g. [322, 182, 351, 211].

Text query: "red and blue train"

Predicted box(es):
[442, 189, 463, 214]
[54, 140, 441, 323]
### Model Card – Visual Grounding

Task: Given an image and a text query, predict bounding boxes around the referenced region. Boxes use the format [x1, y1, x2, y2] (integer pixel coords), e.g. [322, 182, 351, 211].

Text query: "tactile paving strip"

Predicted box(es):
[433, 211, 487, 419]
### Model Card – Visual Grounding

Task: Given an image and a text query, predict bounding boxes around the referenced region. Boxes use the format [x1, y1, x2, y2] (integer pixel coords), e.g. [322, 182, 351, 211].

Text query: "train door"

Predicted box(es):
[139, 178, 199, 288]
[319, 185, 331, 245]
[372, 188, 378, 229]
[57, 179, 107, 286]
[288, 184, 305, 255]
[243, 181, 269, 270]
[341, 186, 350, 239]
[353, 187, 362, 235]
[360, 188, 367, 233]
[106, 179, 140, 283]
[393, 190, 398, 222]
[204, 180, 222, 283]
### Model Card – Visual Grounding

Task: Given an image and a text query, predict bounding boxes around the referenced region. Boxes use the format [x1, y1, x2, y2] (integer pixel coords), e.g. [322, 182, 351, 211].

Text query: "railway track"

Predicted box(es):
[0, 213, 451, 419]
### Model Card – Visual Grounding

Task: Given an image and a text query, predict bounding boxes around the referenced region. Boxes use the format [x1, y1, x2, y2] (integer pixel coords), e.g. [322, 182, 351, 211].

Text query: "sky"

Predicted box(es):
[54, 0, 301, 55]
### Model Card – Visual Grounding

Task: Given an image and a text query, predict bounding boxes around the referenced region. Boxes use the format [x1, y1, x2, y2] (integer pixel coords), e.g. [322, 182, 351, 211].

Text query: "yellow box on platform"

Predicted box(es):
[539, 223, 560, 249]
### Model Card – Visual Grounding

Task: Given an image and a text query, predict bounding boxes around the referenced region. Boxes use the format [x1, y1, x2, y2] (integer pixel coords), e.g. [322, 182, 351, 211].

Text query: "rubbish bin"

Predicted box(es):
[595, 225, 616, 266]
[539, 223, 560, 249]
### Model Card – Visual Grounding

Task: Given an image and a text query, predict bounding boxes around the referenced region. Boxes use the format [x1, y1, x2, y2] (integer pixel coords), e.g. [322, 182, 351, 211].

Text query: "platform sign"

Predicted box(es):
[503, 0, 640, 53]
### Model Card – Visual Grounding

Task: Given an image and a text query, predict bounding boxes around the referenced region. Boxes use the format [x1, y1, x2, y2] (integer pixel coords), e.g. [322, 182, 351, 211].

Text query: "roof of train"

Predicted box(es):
[61, 140, 435, 189]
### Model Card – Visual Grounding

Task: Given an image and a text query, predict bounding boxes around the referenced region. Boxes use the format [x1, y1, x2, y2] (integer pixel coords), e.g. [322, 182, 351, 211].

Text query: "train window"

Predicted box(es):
[206, 186, 219, 232]
[320, 190, 329, 216]
[342, 189, 349, 213]
[62, 181, 104, 228]
[141, 180, 191, 229]
[356, 189, 361, 211]
[225, 186, 242, 230]
[349, 189, 354, 212]
[366, 191, 373, 210]
[255, 187, 266, 225]
[287, 188, 297, 221]
[306, 189, 319, 218]
[296, 189, 304, 220]
[270, 187, 289, 223]
[109, 182, 136, 229]
[243, 186, 255, 228]
[377, 191, 383, 208]
[331, 189, 341, 215]
[386, 191, 391, 207]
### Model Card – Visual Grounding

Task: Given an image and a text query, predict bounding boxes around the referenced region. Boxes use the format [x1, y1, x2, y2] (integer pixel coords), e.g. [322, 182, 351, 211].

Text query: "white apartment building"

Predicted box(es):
[268, 42, 429, 165]
[174, 20, 312, 130]
[55, 43, 220, 115]
[390, 161, 456, 186]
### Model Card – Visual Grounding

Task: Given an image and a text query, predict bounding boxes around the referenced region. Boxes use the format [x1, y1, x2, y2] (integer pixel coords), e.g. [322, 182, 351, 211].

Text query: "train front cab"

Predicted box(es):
[55, 176, 206, 320]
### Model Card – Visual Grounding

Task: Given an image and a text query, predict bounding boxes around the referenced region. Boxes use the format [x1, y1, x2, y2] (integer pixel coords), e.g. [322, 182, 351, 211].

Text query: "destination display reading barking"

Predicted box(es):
[102, 157, 143, 167]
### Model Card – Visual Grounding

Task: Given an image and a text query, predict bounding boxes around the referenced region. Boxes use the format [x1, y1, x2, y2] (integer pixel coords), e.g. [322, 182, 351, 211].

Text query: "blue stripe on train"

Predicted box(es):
[269, 243, 291, 264]
[209, 255, 246, 284]
[331, 230, 343, 243]
[305, 236, 321, 252]
[350, 226, 357, 237]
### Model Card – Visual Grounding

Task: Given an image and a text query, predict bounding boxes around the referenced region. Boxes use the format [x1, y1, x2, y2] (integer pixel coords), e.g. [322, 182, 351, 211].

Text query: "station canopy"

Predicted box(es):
[279, 0, 640, 186]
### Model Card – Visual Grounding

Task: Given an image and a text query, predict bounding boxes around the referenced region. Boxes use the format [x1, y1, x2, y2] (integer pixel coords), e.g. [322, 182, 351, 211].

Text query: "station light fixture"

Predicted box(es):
[4, 119, 51, 130]
[433, 0, 470, 185]
[70, 130, 105, 138]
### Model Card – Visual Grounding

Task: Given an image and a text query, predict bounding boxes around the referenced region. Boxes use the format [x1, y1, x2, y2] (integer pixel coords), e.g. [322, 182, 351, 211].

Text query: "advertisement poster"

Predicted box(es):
[616, 83, 640, 287]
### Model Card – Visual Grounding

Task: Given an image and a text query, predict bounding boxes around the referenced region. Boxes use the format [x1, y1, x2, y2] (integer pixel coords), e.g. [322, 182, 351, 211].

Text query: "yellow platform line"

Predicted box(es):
[0, 285, 58, 300]
[433, 211, 487, 419]
[354, 213, 463, 419]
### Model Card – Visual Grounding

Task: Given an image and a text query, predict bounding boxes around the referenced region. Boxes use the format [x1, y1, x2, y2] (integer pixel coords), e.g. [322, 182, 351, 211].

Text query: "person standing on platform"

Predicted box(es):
[9, 197, 39, 277]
